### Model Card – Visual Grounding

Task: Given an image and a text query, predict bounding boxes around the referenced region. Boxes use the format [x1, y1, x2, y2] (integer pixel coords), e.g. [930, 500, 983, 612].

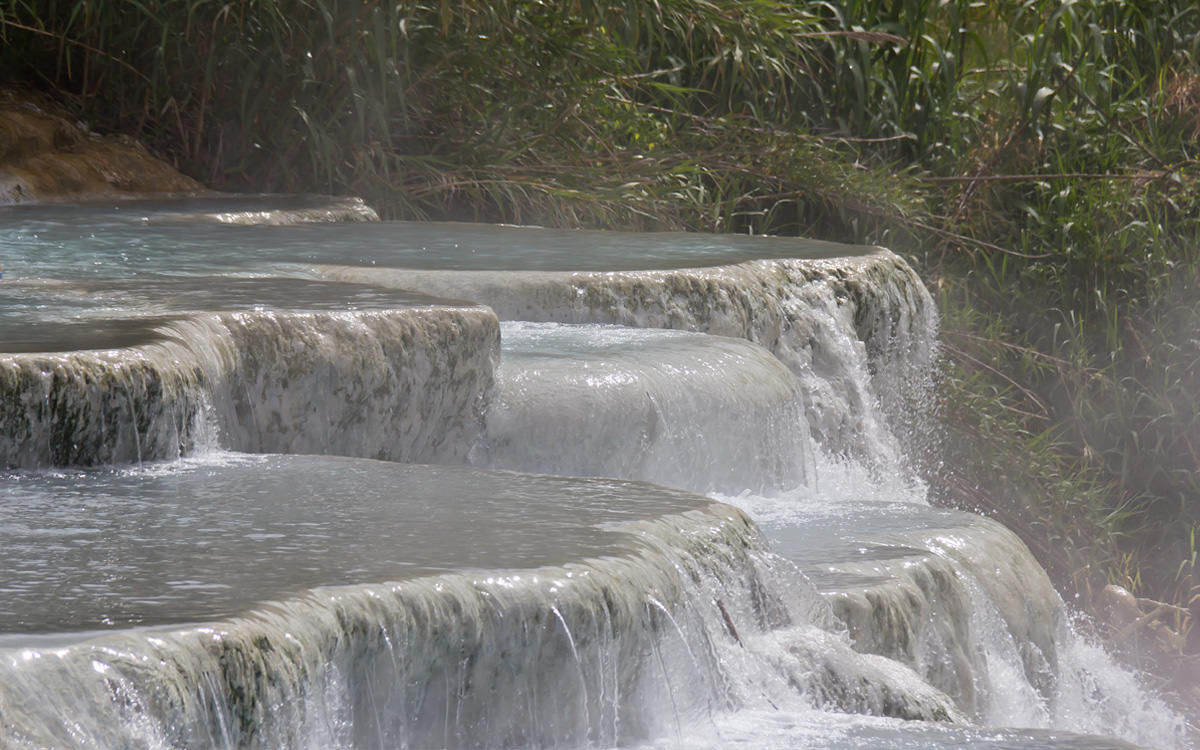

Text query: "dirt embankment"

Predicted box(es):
[0, 90, 202, 204]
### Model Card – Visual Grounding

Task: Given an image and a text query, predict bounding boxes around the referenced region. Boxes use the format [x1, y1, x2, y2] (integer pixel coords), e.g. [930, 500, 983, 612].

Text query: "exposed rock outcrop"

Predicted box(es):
[0, 90, 202, 203]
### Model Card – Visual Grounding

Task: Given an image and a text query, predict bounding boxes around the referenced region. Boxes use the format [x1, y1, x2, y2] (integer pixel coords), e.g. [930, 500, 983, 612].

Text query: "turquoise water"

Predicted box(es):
[1, 278, 454, 351]
[0, 196, 865, 279]
[0, 197, 1181, 749]
[0, 454, 708, 634]
[0, 196, 869, 340]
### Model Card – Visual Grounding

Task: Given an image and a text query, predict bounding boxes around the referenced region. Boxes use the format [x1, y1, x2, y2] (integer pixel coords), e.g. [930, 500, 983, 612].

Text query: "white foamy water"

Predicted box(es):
[0, 198, 1186, 749]
[475, 322, 812, 494]
[0, 278, 498, 468]
[319, 249, 935, 472]
[715, 484, 1184, 750]
[634, 709, 1146, 749]
[0, 456, 966, 748]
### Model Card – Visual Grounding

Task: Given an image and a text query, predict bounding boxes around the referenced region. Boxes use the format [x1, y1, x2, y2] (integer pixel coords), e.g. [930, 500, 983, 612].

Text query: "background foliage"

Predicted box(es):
[0, 0, 920, 231]
[4, 0, 1200, 668]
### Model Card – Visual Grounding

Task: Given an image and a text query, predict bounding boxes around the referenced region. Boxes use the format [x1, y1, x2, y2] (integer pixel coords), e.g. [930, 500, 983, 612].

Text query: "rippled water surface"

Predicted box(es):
[0, 454, 708, 633]
[0, 196, 867, 279]
[0, 197, 1183, 750]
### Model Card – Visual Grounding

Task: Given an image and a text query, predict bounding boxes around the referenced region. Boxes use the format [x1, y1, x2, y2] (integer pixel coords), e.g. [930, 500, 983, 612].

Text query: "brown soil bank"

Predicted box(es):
[0, 90, 202, 203]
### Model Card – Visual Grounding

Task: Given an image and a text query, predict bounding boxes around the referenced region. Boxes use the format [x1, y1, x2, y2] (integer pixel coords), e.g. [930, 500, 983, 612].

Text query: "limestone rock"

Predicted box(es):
[0, 90, 202, 203]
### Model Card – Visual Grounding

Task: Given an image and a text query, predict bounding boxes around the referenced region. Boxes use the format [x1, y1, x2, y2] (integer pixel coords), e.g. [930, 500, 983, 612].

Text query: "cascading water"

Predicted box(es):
[0, 196, 1185, 749]
[0, 279, 498, 467]
[473, 322, 813, 494]
[316, 244, 932, 471]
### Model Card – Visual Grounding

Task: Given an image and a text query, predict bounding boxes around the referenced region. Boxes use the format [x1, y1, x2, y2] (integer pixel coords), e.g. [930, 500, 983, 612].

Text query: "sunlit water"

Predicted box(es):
[476, 321, 813, 494]
[0, 454, 713, 634]
[715, 487, 1181, 747]
[635, 709, 1146, 749]
[0, 197, 1184, 748]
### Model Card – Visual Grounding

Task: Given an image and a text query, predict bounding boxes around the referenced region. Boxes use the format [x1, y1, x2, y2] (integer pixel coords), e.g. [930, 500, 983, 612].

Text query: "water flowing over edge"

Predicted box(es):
[316, 249, 939, 478]
[0, 501, 970, 749]
[0, 306, 499, 468]
[477, 323, 814, 495]
[0, 214, 1185, 748]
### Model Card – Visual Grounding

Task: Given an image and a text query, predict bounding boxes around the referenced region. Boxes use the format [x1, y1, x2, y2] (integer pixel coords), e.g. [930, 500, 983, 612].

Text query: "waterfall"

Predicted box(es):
[474, 322, 812, 494]
[0, 463, 962, 748]
[1, 301, 499, 468]
[0, 200, 1185, 749]
[733, 495, 1183, 747]
[317, 248, 937, 472]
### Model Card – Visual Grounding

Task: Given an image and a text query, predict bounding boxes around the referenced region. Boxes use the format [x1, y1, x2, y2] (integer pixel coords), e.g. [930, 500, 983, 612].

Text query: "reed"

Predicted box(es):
[0, 0, 911, 231]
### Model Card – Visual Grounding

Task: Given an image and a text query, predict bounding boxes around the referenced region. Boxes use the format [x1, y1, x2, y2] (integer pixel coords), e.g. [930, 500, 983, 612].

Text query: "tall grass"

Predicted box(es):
[911, 0, 1200, 611]
[0, 0, 919, 231]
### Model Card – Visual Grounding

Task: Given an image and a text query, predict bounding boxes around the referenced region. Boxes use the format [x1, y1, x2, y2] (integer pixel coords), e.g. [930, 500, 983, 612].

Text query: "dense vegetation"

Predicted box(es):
[4, 0, 1199, 679]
